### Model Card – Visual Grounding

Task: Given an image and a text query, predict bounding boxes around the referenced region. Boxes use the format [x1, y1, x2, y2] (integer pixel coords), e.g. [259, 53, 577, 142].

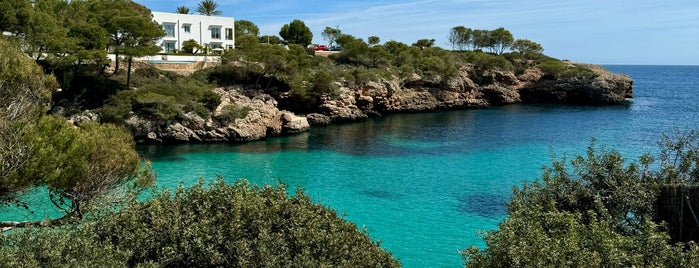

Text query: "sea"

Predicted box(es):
[2, 65, 698, 267]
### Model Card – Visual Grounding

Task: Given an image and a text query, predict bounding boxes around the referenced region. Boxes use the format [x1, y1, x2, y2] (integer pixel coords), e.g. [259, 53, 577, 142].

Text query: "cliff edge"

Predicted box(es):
[120, 63, 631, 143]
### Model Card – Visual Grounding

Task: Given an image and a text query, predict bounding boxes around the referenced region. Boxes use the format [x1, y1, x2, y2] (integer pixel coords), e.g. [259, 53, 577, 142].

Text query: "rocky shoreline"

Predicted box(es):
[94, 63, 632, 144]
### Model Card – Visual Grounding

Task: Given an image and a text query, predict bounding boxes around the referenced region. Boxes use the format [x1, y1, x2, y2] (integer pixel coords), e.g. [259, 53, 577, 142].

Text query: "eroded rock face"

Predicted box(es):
[314, 64, 632, 122]
[519, 64, 633, 104]
[124, 86, 309, 143]
[121, 64, 632, 144]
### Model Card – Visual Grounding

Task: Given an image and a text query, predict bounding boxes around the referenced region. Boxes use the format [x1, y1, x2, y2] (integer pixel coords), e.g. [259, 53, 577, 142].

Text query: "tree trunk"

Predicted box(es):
[126, 56, 133, 88]
[114, 52, 121, 74]
[0, 209, 81, 231]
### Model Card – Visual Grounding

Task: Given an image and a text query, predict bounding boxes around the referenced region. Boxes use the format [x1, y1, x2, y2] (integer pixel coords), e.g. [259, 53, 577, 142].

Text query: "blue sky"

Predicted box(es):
[140, 0, 699, 65]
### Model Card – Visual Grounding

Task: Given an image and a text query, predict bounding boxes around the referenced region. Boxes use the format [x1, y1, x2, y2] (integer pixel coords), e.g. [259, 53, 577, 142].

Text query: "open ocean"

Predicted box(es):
[3, 65, 699, 267]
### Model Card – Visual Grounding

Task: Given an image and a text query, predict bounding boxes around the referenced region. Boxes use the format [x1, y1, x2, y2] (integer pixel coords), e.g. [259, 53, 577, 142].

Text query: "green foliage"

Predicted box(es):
[490, 27, 514, 55]
[93, 0, 164, 74]
[134, 92, 181, 121]
[20, 116, 142, 212]
[0, 36, 58, 205]
[196, 0, 222, 16]
[0, 0, 32, 34]
[0, 180, 400, 267]
[260, 35, 283, 45]
[176, 5, 190, 14]
[215, 104, 252, 124]
[322, 26, 340, 47]
[512, 39, 544, 55]
[100, 67, 220, 122]
[449, 26, 472, 51]
[539, 59, 597, 79]
[464, 133, 699, 267]
[462, 51, 513, 71]
[279, 19, 313, 47]
[368, 36, 381, 46]
[412, 38, 436, 48]
[181, 39, 204, 54]
[235, 20, 260, 37]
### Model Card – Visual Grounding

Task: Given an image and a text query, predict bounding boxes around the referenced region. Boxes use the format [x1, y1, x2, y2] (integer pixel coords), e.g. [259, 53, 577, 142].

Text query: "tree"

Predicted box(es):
[490, 27, 514, 54]
[279, 19, 313, 47]
[464, 134, 699, 267]
[0, 36, 57, 206]
[368, 36, 380, 47]
[512, 39, 544, 55]
[0, 0, 32, 34]
[235, 19, 259, 37]
[0, 179, 401, 267]
[92, 0, 164, 85]
[176, 6, 190, 14]
[412, 38, 435, 48]
[196, 0, 222, 16]
[449, 26, 472, 51]
[235, 20, 260, 50]
[321, 26, 340, 47]
[0, 36, 150, 229]
[472, 29, 493, 51]
[259, 35, 283, 45]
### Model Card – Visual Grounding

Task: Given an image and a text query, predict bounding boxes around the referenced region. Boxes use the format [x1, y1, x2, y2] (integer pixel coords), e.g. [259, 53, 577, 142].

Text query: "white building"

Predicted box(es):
[152, 12, 235, 53]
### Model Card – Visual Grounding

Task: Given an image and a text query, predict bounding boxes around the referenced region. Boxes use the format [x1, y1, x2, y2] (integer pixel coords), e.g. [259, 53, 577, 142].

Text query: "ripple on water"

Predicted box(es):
[361, 189, 400, 200]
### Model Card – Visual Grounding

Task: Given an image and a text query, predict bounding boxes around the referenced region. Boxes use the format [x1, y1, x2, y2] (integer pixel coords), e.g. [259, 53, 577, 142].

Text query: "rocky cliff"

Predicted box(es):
[120, 63, 632, 143]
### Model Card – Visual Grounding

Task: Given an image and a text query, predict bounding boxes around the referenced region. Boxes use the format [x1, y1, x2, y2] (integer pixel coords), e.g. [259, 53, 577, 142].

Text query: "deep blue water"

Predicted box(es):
[3, 65, 699, 267]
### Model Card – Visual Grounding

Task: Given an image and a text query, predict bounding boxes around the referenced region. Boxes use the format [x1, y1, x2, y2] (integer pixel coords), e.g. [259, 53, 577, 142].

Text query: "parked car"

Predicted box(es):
[327, 45, 342, 51]
[312, 44, 328, 51]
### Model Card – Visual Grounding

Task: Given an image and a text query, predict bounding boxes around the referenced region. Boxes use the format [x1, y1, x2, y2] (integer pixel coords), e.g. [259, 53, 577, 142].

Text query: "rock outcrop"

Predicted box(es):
[303, 63, 632, 122]
[124, 87, 309, 143]
[122, 63, 632, 143]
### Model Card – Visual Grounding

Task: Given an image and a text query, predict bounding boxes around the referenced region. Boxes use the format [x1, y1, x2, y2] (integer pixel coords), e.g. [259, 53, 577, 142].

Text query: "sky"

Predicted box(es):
[139, 0, 699, 65]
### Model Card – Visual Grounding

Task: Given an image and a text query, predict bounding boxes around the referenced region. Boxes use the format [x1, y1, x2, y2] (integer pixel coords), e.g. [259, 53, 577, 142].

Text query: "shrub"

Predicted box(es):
[133, 92, 181, 121]
[539, 59, 597, 79]
[464, 133, 699, 267]
[461, 51, 513, 71]
[99, 90, 137, 122]
[215, 104, 252, 124]
[0, 180, 400, 267]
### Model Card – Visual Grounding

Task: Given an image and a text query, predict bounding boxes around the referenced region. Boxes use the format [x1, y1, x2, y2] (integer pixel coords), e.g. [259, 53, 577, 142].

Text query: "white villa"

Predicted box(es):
[151, 11, 235, 53]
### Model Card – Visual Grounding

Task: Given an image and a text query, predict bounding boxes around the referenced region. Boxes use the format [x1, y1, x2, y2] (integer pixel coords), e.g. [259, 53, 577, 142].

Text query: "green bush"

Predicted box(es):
[539, 59, 598, 79]
[215, 104, 252, 124]
[464, 133, 699, 267]
[134, 92, 181, 121]
[461, 51, 513, 71]
[0, 180, 400, 267]
[99, 90, 137, 122]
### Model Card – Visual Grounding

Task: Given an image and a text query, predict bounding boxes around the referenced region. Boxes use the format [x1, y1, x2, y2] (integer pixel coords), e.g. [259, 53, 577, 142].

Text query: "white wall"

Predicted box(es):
[152, 12, 235, 53]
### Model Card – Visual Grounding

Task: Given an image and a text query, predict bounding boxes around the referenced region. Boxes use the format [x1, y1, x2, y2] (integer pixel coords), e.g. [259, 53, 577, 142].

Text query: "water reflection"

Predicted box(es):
[139, 103, 636, 160]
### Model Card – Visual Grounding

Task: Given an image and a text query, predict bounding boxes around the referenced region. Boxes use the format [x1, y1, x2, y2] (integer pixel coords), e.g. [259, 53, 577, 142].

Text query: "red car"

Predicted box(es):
[313, 44, 328, 51]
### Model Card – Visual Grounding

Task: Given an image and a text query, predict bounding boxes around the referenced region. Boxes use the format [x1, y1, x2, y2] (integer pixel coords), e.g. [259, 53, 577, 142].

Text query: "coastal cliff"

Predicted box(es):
[121, 63, 632, 143]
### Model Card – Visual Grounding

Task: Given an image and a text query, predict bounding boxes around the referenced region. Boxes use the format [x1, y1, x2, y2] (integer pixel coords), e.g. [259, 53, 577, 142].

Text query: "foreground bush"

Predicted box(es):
[464, 132, 699, 267]
[0, 179, 400, 267]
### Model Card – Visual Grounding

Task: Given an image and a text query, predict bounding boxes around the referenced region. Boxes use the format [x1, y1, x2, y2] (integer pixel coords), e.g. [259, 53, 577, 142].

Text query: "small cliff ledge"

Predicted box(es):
[124, 63, 632, 143]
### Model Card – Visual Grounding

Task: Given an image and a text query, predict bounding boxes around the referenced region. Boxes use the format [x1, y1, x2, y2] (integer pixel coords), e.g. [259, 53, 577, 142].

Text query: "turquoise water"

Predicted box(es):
[3, 65, 699, 267]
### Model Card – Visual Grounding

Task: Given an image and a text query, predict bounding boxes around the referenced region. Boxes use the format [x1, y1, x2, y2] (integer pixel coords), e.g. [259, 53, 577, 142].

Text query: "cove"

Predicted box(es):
[2, 65, 699, 267]
[138, 66, 699, 267]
